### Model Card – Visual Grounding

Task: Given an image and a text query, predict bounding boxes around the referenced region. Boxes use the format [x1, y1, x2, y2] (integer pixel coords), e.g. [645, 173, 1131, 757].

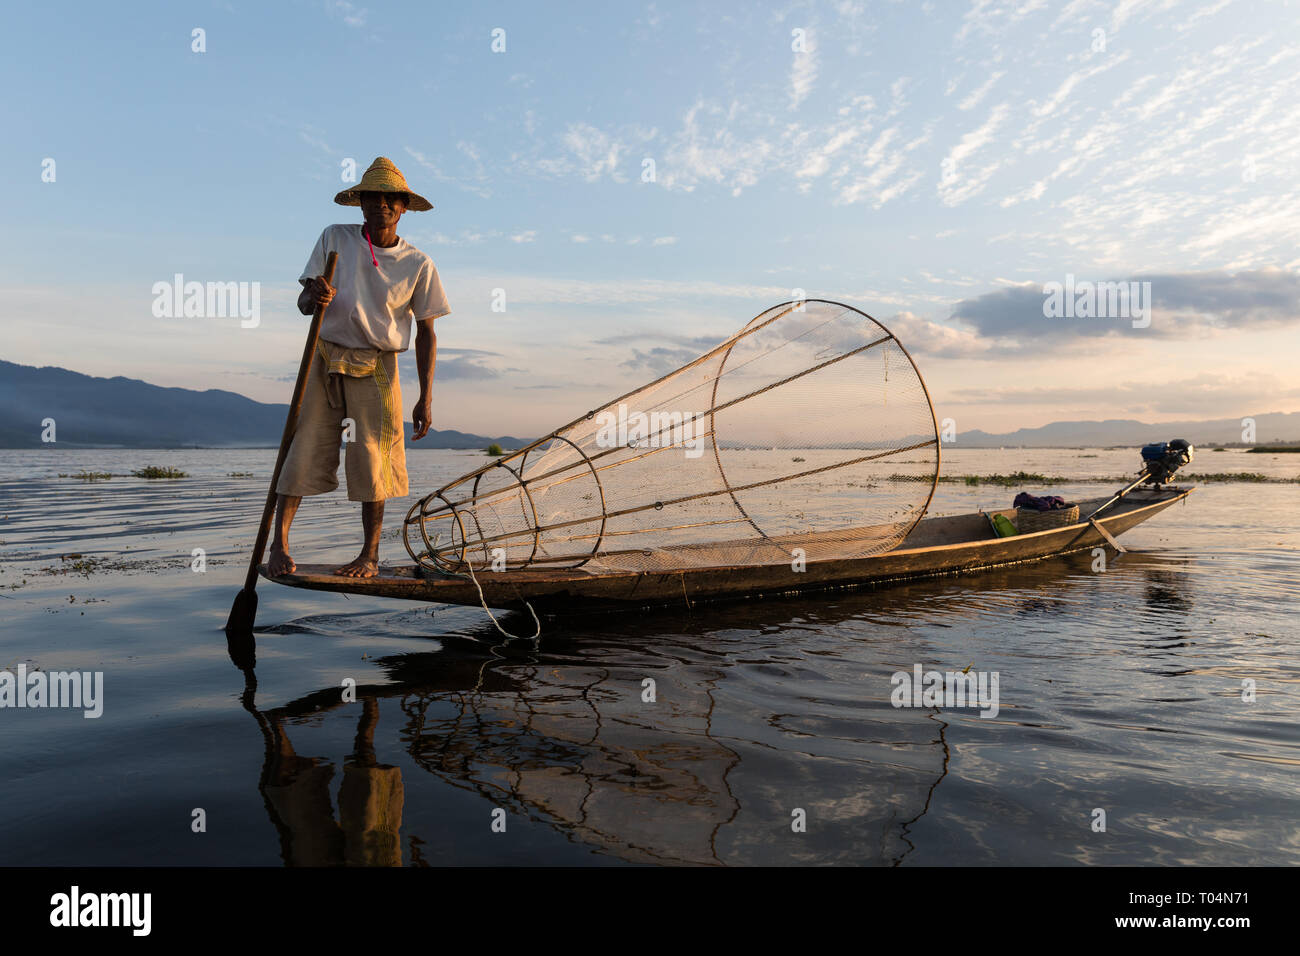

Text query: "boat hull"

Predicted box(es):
[262, 487, 1192, 613]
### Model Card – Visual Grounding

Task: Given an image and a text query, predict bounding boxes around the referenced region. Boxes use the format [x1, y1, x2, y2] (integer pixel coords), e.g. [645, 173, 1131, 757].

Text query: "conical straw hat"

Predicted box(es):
[334, 156, 433, 211]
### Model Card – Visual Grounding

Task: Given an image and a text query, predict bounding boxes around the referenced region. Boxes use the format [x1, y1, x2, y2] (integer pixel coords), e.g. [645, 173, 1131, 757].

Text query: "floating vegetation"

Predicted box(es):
[485, 443, 505, 457]
[38, 553, 181, 577]
[43, 555, 110, 577]
[1182, 472, 1279, 482]
[1212, 447, 1226, 452]
[885, 470, 1297, 485]
[227, 471, 254, 478]
[888, 472, 1062, 485]
[1248, 446, 1300, 453]
[959, 472, 1063, 487]
[62, 466, 190, 480]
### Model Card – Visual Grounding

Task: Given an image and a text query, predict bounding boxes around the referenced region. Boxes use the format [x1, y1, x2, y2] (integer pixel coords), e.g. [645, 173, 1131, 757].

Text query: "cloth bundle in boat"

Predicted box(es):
[404, 300, 940, 574]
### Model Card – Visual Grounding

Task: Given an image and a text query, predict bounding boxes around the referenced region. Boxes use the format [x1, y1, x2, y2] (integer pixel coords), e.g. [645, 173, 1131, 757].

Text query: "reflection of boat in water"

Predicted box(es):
[236, 598, 968, 865]
[236, 554, 1196, 868]
[241, 665, 957, 866]
[235, 552, 1198, 866]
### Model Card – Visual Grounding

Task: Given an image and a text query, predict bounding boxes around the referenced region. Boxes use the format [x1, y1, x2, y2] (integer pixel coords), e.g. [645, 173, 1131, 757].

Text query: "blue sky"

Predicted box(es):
[3, 0, 1298, 435]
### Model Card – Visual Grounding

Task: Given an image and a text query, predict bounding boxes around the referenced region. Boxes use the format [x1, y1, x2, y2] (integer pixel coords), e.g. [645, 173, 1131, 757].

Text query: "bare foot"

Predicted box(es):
[334, 556, 378, 578]
[267, 546, 296, 577]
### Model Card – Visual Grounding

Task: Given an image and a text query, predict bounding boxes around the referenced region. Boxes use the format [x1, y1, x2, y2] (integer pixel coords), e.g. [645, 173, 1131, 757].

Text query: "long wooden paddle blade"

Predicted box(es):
[224, 590, 259, 659]
[225, 584, 257, 631]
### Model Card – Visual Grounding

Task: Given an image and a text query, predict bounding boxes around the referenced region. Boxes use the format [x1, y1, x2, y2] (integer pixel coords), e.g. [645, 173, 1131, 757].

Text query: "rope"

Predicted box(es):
[433, 533, 541, 642]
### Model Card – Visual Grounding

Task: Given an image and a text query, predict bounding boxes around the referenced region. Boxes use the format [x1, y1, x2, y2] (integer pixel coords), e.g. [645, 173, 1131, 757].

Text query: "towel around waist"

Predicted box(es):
[317, 340, 390, 409]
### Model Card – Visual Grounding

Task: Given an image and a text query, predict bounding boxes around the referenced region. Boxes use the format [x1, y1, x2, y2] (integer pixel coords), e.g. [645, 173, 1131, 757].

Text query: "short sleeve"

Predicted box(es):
[298, 227, 329, 284]
[411, 260, 451, 321]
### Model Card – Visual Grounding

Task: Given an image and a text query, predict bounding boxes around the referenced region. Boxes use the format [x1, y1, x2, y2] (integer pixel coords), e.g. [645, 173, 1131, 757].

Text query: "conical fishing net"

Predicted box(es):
[404, 300, 939, 574]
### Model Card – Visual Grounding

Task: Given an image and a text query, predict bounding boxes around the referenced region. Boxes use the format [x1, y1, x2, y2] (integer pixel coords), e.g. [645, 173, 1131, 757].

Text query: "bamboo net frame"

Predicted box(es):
[403, 300, 940, 575]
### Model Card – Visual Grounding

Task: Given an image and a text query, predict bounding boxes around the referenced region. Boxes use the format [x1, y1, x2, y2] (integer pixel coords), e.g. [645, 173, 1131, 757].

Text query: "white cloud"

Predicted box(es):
[956, 0, 1047, 42]
[937, 102, 1010, 206]
[411, 229, 493, 246]
[1110, 0, 1157, 32]
[795, 127, 860, 181]
[562, 122, 627, 182]
[958, 70, 1006, 111]
[883, 311, 991, 359]
[452, 272, 793, 306]
[660, 100, 775, 196]
[326, 0, 367, 28]
[999, 179, 1046, 207]
[403, 144, 491, 198]
[298, 125, 334, 155]
[836, 127, 931, 208]
[1174, 0, 1236, 33]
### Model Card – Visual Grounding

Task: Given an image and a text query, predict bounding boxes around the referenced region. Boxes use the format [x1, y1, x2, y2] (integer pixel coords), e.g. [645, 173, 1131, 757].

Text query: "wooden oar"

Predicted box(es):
[1085, 467, 1152, 521]
[225, 250, 338, 636]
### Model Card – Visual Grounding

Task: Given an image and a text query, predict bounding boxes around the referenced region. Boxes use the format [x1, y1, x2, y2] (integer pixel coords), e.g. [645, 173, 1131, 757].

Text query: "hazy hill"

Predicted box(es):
[0, 360, 529, 449]
[957, 414, 1300, 447]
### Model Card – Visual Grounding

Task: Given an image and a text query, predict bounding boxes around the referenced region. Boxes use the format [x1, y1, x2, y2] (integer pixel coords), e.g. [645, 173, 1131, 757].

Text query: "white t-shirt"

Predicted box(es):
[299, 223, 450, 351]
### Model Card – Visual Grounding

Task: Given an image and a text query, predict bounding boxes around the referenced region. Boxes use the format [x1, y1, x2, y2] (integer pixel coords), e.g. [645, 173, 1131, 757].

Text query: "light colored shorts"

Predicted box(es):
[276, 340, 408, 502]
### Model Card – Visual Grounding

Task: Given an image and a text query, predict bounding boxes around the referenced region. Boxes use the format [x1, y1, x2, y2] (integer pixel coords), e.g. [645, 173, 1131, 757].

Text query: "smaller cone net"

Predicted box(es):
[404, 300, 939, 574]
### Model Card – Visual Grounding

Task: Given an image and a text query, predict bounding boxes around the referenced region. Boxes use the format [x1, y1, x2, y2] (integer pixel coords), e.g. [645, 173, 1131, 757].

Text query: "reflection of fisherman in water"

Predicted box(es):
[257, 696, 404, 866]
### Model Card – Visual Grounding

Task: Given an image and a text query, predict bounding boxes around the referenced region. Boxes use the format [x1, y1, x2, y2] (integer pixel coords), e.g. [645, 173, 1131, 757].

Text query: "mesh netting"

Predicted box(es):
[403, 300, 939, 574]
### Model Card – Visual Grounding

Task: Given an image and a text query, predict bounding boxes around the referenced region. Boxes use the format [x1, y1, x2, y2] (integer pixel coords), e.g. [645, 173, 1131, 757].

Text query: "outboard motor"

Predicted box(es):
[1088, 438, 1194, 522]
[1140, 439, 1194, 487]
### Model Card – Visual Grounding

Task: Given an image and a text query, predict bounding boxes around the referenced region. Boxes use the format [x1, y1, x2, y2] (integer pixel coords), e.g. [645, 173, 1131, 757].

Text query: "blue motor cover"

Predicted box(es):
[1141, 442, 1168, 462]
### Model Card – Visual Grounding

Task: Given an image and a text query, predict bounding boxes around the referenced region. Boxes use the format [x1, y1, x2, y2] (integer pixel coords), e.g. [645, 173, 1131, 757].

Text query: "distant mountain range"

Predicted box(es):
[956, 414, 1300, 447]
[0, 360, 529, 450]
[2, 359, 1297, 449]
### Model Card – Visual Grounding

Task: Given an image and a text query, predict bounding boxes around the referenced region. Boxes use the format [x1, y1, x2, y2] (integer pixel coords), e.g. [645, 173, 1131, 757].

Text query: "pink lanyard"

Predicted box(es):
[362, 225, 379, 267]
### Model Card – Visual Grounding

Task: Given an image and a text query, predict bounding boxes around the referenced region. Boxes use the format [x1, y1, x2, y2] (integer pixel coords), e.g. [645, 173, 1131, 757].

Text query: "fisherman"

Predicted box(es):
[268, 157, 450, 579]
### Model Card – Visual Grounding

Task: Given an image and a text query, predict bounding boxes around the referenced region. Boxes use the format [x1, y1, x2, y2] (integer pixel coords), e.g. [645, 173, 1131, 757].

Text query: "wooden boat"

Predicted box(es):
[253, 302, 1197, 618]
[261, 486, 1193, 614]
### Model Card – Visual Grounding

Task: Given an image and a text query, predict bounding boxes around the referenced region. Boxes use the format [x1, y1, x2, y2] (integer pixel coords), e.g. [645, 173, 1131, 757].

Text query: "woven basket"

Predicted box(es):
[1016, 504, 1079, 532]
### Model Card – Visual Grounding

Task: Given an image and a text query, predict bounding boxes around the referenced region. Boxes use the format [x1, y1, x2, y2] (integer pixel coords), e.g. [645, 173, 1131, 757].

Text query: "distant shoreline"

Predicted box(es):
[1, 443, 525, 451]
[4, 443, 1294, 452]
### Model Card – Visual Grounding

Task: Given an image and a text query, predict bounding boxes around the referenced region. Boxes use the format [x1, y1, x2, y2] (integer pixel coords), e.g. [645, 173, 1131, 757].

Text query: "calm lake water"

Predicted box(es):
[1, 446, 1297, 865]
